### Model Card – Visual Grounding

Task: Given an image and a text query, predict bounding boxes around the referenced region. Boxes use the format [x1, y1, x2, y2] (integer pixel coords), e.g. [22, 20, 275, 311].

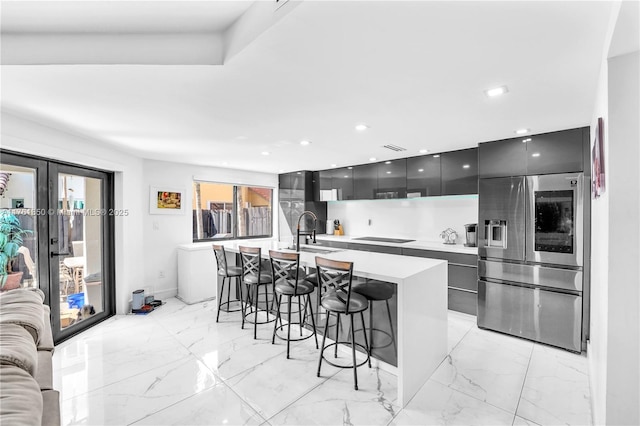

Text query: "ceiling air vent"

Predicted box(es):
[382, 144, 407, 152]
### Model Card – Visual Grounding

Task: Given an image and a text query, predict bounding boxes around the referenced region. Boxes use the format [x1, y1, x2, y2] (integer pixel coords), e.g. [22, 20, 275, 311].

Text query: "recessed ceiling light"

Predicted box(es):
[485, 86, 509, 97]
[433, 154, 440, 158]
[532, 152, 541, 157]
[296, 172, 302, 175]
[261, 151, 270, 156]
[419, 149, 429, 154]
[369, 157, 377, 162]
[515, 128, 529, 135]
[463, 164, 470, 169]
[355, 124, 369, 132]
[347, 166, 353, 170]
[330, 164, 337, 168]
[300, 140, 311, 146]
[385, 161, 391, 164]
[344, 175, 349, 178]
[386, 171, 392, 174]
[418, 169, 424, 172]
[522, 138, 532, 143]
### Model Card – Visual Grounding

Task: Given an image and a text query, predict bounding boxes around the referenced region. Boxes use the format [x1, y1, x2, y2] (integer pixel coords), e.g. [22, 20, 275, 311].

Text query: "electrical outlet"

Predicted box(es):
[152, 221, 159, 231]
[158, 270, 165, 279]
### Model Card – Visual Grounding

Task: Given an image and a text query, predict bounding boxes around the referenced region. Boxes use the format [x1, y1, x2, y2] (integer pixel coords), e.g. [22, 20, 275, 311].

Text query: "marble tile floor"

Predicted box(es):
[53, 298, 592, 425]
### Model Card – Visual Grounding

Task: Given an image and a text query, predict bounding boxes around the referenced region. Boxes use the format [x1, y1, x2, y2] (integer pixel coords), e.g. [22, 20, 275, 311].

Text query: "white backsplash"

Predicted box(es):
[327, 195, 478, 244]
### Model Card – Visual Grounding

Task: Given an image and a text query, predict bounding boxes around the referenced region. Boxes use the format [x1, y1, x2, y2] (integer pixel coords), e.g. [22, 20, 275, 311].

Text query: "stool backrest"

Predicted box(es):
[315, 256, 355, 312]
[239, 246, 262, 282]
[212, 244, 228, 276]
[269, 250, 301, 293]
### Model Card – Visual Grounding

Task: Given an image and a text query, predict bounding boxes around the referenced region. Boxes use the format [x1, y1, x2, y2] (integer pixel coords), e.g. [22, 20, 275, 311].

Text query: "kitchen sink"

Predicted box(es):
[298, 246, 342, 254]
[352, 236, 416, 243]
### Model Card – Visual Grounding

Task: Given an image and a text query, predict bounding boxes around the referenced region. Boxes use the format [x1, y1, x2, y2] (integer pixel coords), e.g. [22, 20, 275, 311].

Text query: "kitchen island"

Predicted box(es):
[209, 239, 447, 407]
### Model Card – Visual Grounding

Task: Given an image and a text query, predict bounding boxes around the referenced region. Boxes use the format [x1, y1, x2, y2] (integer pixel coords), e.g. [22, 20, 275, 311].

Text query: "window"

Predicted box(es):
[192, 181, 273, 241]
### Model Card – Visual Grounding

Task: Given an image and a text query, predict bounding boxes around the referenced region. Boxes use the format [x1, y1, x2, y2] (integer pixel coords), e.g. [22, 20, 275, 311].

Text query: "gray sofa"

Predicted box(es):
[0, 288, 60, 426]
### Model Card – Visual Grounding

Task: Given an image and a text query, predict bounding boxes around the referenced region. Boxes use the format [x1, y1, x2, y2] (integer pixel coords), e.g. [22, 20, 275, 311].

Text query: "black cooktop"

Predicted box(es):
[352, 236, 416, 244]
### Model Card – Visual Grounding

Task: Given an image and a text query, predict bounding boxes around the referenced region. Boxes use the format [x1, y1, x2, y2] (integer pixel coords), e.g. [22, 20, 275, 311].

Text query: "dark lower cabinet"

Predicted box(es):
[314, 239, 479, 315]
[448, 288, 477, 316]
[401, 248, 478, 315]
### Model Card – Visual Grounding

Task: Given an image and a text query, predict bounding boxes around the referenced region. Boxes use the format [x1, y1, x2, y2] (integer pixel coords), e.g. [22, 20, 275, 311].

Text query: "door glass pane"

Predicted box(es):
[58, 173, 103, 329]
[0, 165, 38, 290]
[534, 190, 574, 254]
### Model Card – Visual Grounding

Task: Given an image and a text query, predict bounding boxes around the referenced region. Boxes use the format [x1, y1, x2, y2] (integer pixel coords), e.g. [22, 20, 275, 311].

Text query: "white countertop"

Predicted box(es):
[206, 238, 446, 283]
[315, 234, 478, 255]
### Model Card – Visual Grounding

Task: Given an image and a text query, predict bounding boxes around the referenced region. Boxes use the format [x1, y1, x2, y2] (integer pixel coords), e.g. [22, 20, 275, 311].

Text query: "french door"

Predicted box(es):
[0, 151, 114, 343]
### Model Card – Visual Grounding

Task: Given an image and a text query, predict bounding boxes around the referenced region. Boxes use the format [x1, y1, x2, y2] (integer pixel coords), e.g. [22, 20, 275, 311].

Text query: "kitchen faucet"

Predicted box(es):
[295, 210, 317, 251]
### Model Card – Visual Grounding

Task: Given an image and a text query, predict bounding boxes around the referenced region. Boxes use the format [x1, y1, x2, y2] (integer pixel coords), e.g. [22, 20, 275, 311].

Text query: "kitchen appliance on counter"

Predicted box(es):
[440, 228, 458, 245]
[464, 224, 477, 247]
[478, 172, 585, 352]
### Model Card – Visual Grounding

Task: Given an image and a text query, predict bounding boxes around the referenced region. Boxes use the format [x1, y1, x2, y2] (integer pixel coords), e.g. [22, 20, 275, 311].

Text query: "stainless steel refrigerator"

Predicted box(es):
[478, 172, 585, 352]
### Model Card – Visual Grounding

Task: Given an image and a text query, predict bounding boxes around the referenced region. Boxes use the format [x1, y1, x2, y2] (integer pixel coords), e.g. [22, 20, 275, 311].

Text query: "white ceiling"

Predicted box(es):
[0, 1, 615, 174]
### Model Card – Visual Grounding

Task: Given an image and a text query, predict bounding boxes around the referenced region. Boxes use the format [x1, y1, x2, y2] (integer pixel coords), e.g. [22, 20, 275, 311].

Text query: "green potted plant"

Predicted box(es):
[0, 210, 32, 291]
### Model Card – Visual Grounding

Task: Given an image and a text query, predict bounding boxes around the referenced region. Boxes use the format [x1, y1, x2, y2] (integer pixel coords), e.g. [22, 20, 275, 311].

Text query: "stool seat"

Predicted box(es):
[275, 280, 314, 296]
[224, 265, 242, 277]
[304, 273, 318, 286]
[321, 291, 368, 314]
[243, 271, 273, 285]
[352, 281, 394, 301]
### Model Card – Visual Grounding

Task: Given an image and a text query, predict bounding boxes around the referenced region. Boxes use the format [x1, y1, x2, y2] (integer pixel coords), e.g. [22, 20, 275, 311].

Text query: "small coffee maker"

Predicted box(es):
[464, 223, 478, 247]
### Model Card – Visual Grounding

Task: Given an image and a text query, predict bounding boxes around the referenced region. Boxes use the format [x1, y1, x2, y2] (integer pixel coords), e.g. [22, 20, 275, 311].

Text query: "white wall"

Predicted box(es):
[1, 111, 146, 315]
[588, 33, 610, 425]
[604, 49, 639, 426]
[588, 2, 640, 424]
[142, 159, 278, 300]
[327, 195, 478, 244]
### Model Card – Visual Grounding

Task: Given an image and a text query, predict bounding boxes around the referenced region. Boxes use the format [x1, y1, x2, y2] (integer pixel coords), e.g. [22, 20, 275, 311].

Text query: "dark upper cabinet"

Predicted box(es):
[316, 167, 353, 200]
[406, 155, 441, 197]
[478, 127, 586, 178]
[278, 171, 327, 236]
[478, 137, 527, 178]
[376, 159, 406, 199]
[333, 167, 354, 200]
[526, 128, 584, 174]
[353, 163, 378, 200]
[318, 170, 332, 191]
[440, 148, 478, 195]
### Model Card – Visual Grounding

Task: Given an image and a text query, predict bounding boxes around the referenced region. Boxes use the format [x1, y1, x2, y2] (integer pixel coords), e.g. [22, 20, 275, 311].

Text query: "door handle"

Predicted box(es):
[50, 252, 70, 257]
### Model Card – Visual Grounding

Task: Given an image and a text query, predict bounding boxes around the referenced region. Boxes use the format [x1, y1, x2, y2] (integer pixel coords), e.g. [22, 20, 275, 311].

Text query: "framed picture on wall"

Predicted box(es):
[149, 186, 185, 215]
[592, 117, 605, 199]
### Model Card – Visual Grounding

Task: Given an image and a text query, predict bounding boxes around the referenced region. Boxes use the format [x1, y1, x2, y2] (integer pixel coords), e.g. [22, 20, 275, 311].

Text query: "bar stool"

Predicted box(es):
[352, 280, 397, 353]
[239, 246, 275, 339]
[269, 250, 318, 358]
[316, 257, 371, 390]
[212, 245, 244, 323]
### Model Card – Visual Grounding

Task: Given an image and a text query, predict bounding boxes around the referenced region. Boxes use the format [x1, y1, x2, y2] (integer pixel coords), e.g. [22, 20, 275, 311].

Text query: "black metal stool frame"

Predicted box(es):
[239, 246, 276, 339]
[353, 279, 397, 353]
[212, 245, 244, 323]
[269, 250, 318, 358]
[315, 256, 371, 390]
